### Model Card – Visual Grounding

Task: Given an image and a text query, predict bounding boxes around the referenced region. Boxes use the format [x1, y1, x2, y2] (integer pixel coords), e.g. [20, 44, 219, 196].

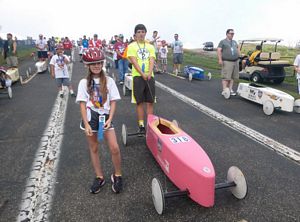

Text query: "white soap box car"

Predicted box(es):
[237, 83, 300, 115]
[123, 73, 133, 96]
[35, 60, 48, 73]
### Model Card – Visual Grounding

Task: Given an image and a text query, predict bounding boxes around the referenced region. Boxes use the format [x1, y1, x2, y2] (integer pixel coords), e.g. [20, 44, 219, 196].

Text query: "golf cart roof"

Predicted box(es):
[239, 38, 283, 43]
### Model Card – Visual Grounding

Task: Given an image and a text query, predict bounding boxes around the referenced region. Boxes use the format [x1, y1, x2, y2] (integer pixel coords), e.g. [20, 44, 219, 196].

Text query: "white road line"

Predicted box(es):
[17, 61, 74, 221]
[156, 81, 300, 164]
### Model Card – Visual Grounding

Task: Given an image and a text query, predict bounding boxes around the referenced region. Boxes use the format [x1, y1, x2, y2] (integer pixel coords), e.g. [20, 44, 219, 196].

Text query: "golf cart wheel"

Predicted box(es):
[122, 84, 127, 96]
[294, 99, 300, 113]
[7, 87, 12, 99]
[251, 72, 262, 83]
[207, 72, 212, 80]
[151, 178, 165, 215]
[172, 119, 179, 128]
[188, 73, 193, 82]
[227, 166, 248, 199]
[223, 88, 231, 99]
[121, 124, 127, 146]
[263, 100, 274, 115]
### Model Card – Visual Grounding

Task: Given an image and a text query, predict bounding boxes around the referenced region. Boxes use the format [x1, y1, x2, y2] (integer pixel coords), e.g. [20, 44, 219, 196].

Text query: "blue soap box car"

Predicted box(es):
[183, 66, 211, 82]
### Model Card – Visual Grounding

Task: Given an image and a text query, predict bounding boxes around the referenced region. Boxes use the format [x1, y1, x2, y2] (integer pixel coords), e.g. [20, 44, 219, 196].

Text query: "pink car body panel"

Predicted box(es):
[146, 114, 215, 207]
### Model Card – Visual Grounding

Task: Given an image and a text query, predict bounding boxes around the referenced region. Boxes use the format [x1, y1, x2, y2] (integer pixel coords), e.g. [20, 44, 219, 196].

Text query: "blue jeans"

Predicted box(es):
[118, 59, 128, 82]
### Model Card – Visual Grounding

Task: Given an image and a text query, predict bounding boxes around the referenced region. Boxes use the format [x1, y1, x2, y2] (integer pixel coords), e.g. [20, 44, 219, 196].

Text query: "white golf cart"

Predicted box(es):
[239, 38, 291, 84]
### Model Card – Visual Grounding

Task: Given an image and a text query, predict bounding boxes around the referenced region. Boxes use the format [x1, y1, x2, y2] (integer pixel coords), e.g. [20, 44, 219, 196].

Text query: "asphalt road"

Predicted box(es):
[0, 51, 299, 222]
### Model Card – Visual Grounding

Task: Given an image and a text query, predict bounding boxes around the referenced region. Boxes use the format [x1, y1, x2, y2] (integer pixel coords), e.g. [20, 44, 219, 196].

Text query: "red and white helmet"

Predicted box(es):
[0, 66, 7, 74]
[82, 47, 105, 64]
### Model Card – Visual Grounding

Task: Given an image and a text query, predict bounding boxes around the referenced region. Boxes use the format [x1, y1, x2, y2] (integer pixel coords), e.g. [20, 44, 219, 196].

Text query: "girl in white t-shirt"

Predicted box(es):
[76, 47, 123, 194]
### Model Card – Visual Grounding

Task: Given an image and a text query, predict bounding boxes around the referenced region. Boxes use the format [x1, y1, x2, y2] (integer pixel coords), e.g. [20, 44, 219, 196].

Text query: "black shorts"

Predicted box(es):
[64, 49, 72, 56]
[133, 76, 155, 104]
[80, 109, 113, 132]
[37, 51, 48, 59]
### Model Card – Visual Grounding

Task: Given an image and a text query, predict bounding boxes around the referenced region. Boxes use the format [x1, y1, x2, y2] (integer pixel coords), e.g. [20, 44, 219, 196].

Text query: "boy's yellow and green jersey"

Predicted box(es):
[127, 41, 156, 77]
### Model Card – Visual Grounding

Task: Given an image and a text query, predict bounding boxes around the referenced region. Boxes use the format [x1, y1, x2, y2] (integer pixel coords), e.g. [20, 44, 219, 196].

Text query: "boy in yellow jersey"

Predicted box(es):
[127, 24, 156, 135]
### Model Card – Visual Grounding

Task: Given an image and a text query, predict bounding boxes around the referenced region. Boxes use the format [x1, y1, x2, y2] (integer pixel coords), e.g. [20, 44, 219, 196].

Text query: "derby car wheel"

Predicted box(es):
[207, 72, 212, 80]
[294, 99, 300, 113]
[263, 100, 274, 115]
[121, 124, 127, 146]
[251, 72, 262, 83]
[223, 88, 231, 99]
[123, 84, 127, 96]
[188, 73, 193, 82]
[227, 166, 248, 199]
[112, 73, 117, 82]
[172, 119, 179, 128]
[152, 178, 165, 215]
[7, 87, 12, 99]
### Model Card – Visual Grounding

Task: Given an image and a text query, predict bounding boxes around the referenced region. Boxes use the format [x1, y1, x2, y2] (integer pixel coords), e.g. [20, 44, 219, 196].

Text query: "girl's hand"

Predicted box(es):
[104, 119, 112, 129]
[85, 124, 93, 136]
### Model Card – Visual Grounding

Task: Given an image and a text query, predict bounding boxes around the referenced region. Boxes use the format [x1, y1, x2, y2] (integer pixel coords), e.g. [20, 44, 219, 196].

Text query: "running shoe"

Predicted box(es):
[138, 126, 146, 136]
[111, 174, 123, 193]
[90, 177, 105, 194]
[230, 90, 237, 96]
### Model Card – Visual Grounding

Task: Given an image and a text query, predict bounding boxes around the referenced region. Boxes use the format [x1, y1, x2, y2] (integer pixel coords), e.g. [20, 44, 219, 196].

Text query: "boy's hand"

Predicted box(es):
[142, 74, 147, 81]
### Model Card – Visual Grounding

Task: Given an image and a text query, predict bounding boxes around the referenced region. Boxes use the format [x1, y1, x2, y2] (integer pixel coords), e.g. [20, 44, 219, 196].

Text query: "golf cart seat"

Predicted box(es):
[257, 52, 290, 66]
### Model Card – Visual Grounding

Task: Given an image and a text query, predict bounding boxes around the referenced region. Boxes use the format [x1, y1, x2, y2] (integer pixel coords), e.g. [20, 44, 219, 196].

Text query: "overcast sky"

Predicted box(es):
[1, 0, 299, 48]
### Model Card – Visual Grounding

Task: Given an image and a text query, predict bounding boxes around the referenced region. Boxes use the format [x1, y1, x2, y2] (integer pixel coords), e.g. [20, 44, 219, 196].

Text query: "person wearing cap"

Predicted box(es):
[3, 33, 18, 67]
[35, 34, 48, 61]
[89, 34, 102, 49]
[114, 34, 128, 84]
[127, 24, 156, 135]
[76, 47, 123, 194]
[49, 44, 76, 98]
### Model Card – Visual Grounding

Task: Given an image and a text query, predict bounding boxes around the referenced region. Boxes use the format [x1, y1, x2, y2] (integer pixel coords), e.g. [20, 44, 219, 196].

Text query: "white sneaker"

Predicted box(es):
[230, 90, 236, 96]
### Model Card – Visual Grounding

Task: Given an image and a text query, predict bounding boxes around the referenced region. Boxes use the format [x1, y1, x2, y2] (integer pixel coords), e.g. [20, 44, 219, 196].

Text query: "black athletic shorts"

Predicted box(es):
[80, 109, 113, 132]
[37, 51, 48, 59]
[133, 76, 155, 104]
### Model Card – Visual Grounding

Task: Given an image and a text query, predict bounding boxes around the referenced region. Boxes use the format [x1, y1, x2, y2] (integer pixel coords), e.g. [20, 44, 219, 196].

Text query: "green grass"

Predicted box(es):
[0, 46, 36, 66]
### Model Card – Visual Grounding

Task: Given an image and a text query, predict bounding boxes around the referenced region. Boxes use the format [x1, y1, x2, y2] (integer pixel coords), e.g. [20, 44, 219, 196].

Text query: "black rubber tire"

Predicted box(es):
[251, 72, 262, 83]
